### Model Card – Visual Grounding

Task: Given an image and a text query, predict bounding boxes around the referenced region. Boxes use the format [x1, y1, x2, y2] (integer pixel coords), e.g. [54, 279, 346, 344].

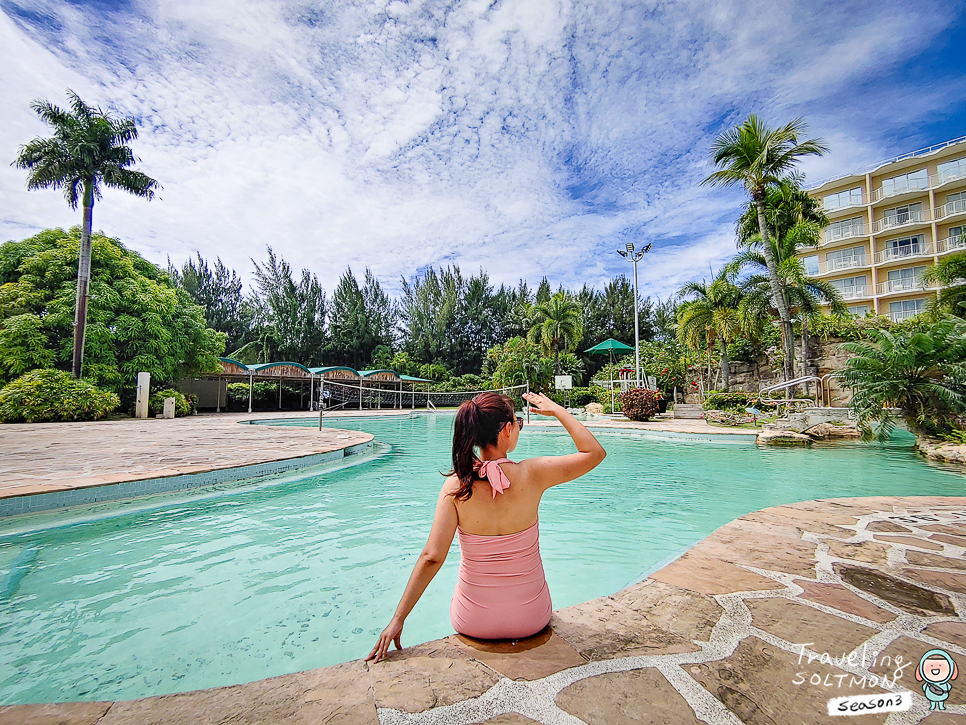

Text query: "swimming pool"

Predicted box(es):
[0, 413, 963, 705]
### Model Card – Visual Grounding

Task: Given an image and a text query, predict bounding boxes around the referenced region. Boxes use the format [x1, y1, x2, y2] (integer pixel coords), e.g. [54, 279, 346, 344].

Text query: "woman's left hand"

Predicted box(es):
[366, 617, 403, 664]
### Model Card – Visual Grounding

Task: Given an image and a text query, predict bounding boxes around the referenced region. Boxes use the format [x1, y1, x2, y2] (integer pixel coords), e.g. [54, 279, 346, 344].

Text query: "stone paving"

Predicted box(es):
[0, 411, 376, 499]
[2, 496, 964, 725]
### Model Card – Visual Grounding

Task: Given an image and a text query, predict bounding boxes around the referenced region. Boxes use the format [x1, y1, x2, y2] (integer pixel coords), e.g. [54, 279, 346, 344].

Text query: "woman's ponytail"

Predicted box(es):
[448, 392, 516, 501]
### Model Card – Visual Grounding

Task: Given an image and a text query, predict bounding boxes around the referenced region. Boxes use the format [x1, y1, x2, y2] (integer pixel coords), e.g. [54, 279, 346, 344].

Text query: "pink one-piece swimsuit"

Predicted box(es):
[449, 459, 552, 640]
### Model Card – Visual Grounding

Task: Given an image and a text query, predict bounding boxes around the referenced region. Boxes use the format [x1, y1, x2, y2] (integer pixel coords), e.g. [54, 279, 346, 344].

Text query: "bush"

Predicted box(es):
[620, 387, 661, 421]
[549, 386, 597, 407]
[0, 368, 120, 423]
[702, 391, 776, 412]
[148, 388, 191, 417]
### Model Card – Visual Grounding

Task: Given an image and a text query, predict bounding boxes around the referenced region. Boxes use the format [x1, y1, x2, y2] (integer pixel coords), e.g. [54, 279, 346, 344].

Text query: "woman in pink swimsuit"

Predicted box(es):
[367, 391, 605, 663]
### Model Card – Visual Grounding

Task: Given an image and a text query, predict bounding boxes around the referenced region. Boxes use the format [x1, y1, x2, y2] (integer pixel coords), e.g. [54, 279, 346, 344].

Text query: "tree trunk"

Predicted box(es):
[72, 180, 94, 379]
[718, 337, 730, 392]
[754, 196, 795, 382]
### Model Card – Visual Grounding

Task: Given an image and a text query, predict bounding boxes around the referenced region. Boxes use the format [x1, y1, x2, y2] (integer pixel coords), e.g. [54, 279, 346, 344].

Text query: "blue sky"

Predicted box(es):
[1, 0, 964, 300]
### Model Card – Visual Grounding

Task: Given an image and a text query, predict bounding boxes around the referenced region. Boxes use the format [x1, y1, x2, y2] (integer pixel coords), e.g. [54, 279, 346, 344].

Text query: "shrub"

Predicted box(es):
[0, 368, 120, 423]
[703, 390, 776, 412]
[148, 388, 191, 417]
[549, 387, 596, 407]
[620, 387, 661, 421]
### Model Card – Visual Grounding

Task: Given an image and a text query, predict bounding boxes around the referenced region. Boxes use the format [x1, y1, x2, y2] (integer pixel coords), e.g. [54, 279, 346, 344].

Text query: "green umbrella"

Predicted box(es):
[584, 339, 635, 411]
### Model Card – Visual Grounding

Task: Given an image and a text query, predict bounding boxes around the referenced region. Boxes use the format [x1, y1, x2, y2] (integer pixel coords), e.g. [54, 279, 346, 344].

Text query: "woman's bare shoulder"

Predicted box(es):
[441, 474, 461, 495]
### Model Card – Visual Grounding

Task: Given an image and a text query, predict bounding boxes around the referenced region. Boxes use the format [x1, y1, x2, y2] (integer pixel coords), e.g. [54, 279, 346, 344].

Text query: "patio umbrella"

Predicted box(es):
[584, 338, 636, 411]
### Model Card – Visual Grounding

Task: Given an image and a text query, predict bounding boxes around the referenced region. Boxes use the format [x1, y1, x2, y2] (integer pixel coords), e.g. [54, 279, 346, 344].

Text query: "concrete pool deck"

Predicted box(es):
[2, 496, 964, 724]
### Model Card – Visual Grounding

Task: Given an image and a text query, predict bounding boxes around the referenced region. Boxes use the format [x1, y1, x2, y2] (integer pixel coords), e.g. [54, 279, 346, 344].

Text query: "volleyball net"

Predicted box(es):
[317, 378, 529, 412]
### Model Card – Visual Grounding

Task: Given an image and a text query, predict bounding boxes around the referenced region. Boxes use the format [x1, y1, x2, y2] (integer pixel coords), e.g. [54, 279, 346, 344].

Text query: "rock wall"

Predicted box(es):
[686, 337, 855, 405]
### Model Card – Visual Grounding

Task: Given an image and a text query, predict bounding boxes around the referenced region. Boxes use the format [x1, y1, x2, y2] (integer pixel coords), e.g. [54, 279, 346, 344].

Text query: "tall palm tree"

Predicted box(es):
[13, 90, 158, 378]
[528, 291, 583, 375]
[676, 270, 744, 391]
[702, 116, 827, 382]
[728, 179, 840, 376]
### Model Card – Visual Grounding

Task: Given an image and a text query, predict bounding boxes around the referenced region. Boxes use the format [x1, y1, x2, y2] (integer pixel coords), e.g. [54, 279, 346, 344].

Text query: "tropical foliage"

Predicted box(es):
[148, 388, 192, 417]
[13, 90, 158, 378]
[0, 368, 120, 423]
[703, 115, 827, 382]
[0, 228, 224, 394]
[840, 318, 966, 440]
[922, 249, 966, 317]
[528, 291, 583, 374]
[676, 270, 744, 391]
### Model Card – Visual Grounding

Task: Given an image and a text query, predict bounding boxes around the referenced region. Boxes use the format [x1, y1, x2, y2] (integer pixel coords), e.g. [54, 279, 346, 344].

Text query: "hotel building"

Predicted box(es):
[802, 135, 966, 321]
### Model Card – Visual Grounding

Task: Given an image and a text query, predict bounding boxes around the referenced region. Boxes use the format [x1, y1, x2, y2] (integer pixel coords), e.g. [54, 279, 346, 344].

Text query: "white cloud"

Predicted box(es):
[0, 0, 961, 300]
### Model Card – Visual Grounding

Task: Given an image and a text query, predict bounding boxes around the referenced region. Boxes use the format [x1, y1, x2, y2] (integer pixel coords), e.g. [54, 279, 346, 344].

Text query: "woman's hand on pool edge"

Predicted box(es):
[523, 392, 565, 417]
[366, 617, 403, 664]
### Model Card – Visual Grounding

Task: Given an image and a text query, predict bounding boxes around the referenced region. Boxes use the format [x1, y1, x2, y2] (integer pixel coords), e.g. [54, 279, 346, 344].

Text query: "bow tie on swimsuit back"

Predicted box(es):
[475, 458, 513, 499]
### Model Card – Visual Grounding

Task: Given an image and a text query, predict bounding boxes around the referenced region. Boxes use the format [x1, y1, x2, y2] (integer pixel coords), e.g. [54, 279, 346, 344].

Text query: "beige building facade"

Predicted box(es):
[802, 135, 966, 320]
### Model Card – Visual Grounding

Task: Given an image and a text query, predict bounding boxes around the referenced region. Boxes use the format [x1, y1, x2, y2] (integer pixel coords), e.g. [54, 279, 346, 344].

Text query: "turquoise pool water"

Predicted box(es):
[0, 414, 963, 705]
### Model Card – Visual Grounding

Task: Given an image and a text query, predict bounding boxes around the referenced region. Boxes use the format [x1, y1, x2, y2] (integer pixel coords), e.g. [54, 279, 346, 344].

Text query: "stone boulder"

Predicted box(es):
[585, 403, 604, 414]
[917, 437, 966, 464]
[804, 422, 861, 440]
[757, 426, 812, 446]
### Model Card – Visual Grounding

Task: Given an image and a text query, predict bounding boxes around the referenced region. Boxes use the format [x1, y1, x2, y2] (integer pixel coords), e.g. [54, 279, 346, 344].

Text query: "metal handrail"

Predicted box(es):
[821, 372, 845, 408]
[427, 400, 437, 413]
[759, 376, 823, 394]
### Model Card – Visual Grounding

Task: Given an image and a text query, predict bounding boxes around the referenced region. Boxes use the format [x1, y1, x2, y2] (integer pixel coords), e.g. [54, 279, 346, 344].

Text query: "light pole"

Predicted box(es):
[617, 241, 652, 388]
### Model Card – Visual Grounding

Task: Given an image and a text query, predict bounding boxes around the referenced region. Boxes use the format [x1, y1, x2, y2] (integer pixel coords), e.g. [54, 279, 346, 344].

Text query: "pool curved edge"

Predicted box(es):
[5, 494, 964, 724]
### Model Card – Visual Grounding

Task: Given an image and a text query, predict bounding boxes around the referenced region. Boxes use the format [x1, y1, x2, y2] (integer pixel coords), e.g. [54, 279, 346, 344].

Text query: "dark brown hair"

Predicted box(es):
[448, 392, 517, 501]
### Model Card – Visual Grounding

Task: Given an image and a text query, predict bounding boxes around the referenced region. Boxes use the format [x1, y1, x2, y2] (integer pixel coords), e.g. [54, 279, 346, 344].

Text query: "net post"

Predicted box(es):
[525, 382, 530, 424]
[319, 379, 324, 430]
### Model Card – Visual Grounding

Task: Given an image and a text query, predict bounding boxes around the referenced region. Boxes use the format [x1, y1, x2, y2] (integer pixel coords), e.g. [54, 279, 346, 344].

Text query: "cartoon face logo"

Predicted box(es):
[916, 649, 958, 711]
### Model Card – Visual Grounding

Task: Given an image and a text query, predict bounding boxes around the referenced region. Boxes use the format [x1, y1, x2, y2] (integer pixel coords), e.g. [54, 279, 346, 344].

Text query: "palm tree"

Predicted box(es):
[922, 248, 966, 317]
[676, 270, 744, 391]
[13, 90, 158, 378]
[840, 318, 966, 440]
[528, 291, 583, 375]
[727, 179, 843, 377]
[702, 116, 828, 383]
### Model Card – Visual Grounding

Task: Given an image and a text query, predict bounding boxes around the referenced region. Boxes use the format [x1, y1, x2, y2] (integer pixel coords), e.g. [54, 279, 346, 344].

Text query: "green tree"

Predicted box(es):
[486, 337, 554, 392]
[922, 249, 966, 317]
[676, 270, 744, 391]
[528, 291, 584, 375]
[325, 267, 394, 368]
[12, 90, 158, 378]
[703, 116, 827, 382]
[0, 228, 223, 395]
[240, 247, 326, 365]
[169, 253, 255, 352]
[840, 318, 966, 440]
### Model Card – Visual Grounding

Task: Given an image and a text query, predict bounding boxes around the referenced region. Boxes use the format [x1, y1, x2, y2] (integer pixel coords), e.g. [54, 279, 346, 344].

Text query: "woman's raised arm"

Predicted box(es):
[366, 480, 459, 663]
[519, 392, 606, 491]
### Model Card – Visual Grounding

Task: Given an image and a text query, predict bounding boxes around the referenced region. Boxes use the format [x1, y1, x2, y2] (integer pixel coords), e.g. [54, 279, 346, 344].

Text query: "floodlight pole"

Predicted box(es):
[617, 242, 652, 388]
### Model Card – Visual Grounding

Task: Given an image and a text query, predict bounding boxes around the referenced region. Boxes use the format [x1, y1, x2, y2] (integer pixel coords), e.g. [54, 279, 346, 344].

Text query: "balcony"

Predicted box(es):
[823, 224, 867, 243]
[872, 209, 932, 234]
[938, 235, 966, 254]
[934, 199, 966, 222]
[822, 198, 865, 216]
[836, 285, 870, 300]
[885, 309, 925, 322]
[873, 241, 934, 264]
[875, 277, 937, 295]
[930, 166, 966, 189]
[870, 180, 929, 204]
[817, 256, 868, 275]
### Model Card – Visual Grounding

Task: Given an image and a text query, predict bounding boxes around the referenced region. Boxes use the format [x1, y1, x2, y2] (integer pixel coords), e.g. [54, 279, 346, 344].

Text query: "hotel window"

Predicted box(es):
[825, 245, 866, 271]
[823, 187, 863, 210]
[826, 216, 865, 240]
[886, 266, 927, 290]
[946, 190, 966, 215]
[950, 225, 964, 242]
[847, 305, 870, 317]
[830, 275, 867, 296]
[880, 168, 928, 196]
[889, 298, 926, 317]
[885, 234, 926, 258]
[937, 157, 966, 184]
[883, 202, 923, 226]
[802, 255, 819, 275]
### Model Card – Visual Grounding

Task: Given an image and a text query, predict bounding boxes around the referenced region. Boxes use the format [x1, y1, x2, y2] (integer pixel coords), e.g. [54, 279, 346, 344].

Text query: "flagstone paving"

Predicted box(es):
[1, 496, 964, 725]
